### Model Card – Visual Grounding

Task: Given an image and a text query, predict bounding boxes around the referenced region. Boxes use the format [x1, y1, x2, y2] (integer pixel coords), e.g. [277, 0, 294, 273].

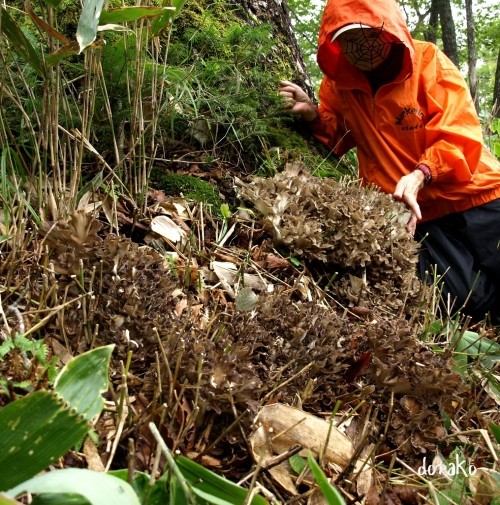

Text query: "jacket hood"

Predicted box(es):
[317, 0, 415, 86]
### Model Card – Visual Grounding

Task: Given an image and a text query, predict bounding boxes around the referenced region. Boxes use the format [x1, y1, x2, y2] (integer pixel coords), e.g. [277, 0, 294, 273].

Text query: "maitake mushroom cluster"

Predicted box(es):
[39, 211, 180, 368]
[238, 162, 422, 313]
[12, 204, 464, 474]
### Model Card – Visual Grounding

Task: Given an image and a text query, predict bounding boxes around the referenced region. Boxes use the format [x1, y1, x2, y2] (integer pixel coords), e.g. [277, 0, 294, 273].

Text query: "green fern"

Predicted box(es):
[0, 333, 59, 395]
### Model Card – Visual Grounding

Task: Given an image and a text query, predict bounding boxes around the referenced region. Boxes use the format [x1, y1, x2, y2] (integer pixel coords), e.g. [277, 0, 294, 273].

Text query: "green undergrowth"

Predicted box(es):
[150, 170, 222, 210]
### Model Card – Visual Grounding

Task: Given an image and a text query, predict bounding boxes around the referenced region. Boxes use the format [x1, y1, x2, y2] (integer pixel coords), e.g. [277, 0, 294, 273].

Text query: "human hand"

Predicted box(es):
[393, 171, 425, 235]
[278, 80, 318, 122]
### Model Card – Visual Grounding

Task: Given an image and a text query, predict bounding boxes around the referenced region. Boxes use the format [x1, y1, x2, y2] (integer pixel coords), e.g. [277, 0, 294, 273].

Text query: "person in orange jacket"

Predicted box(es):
[279, 0, 500, 324]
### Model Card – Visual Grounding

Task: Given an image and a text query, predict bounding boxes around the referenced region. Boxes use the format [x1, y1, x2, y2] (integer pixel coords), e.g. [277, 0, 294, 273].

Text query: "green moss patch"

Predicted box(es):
[151, 171, 222, 211]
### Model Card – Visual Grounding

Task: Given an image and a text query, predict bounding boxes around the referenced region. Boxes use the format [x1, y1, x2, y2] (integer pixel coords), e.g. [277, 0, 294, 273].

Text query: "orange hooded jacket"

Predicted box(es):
[311, 0, 500, 222]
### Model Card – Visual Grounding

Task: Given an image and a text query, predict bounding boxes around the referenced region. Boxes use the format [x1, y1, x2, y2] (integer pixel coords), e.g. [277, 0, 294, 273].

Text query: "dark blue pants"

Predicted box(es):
[415, 199, 500, 325]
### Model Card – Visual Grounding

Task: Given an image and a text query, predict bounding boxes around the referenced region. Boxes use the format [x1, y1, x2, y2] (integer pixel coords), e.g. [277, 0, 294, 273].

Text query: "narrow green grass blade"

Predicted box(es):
[54, 345, 114, 422]
[0, 6, 45, 78]
[0, 391, 89, 491]
[307, 453, 346, 505]
[169, 474, 186, 505]
[5, 469, 141, 505]
[76, 0, 105, 53]
[176, 456, 269, 505]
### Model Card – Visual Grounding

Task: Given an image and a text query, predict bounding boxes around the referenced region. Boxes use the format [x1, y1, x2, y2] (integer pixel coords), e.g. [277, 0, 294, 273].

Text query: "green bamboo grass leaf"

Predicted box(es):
[307, 453, 346, 505]
[488, 423, 500, 444]
[169, 475, 186, 505]
[190, 488, 236, 505]
[30, 493, 91, 504]
[151, 0, 187, 37]
[176, 456, 269, 505]
[108, 470, 168, 505]
[452, 331, 500, 369]
[54, 345, 114, 422]
[0, 494, 22, 504]
[45, 41, 81, 66]
[0, 391, 89, 491]
[76, 0, 105, 53]
[0, 6, 45, 78]
[5, 469, 141, 505]
[99, 6, 167, 24]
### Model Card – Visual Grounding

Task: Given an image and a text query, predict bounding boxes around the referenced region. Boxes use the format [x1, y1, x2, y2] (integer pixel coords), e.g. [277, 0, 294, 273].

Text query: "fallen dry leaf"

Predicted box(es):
[252, 403, 354, 468]
[83, 436, 106, 472]
[250, 425, 298, 495]
[469, 468, 500, 504]
[150, 215, 187, 243]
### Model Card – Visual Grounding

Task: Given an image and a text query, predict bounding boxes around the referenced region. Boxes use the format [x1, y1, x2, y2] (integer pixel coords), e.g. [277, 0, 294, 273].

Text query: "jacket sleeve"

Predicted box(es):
[309, 77, 357, 155]
[418, 47, 483, 183]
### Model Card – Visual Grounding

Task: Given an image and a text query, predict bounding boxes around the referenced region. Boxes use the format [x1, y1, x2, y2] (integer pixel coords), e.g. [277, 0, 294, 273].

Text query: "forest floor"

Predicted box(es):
[2, 147, 499, 504]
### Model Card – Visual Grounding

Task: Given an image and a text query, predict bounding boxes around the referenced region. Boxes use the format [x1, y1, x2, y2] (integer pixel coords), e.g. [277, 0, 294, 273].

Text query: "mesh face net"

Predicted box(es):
[338, 26, 395, 71]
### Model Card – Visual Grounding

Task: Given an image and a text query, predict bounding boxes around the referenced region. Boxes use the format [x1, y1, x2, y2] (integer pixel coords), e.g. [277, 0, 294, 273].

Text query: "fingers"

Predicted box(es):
[393, 172, 423, 221]
[279, 80, 300, 90]
[406, 213, 418, 236]
[278, 81, 309, 103]
[279, 90, 296, 100]
[403, 192, 422, 220]
[278, 81, 318, 121]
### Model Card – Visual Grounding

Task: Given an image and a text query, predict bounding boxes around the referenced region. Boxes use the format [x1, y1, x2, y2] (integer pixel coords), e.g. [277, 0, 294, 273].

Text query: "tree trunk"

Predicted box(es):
[427, 2, 439, 44]
[231, 0, 315, 99]
[432, 0, 459, 66]
[465, 0, 478, 113]
[494, 46, 500, 118]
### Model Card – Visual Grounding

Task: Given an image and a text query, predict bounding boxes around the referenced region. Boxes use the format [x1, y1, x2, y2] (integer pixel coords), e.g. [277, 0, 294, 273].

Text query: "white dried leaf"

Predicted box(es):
[151, 215, 186, 243]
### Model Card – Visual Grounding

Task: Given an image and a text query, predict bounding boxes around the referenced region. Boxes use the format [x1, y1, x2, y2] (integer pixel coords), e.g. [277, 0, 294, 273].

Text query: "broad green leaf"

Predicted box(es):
[5, 469, 141, 505]
[54, 345, 114, 422]
[176, 456, 269, 505]
[31, 493, 92, 504]
[494, 142, 500, 160]
[108, 470, 168, 505]
[99, 6, 166, 24]
[45, 42, 80, 67]
[452, 331, 500, 369]
[492, 118, 500, 135]
[151, 0, 187, 37]
[451, 350, 468, 375]
[289, 453, 307, 475]
[76, 0, 105, 53]
[0, 391, 89, 491]
[0, 6, 45, 78]
[0, 494, 22, 504]
[307, 453, 346, 505]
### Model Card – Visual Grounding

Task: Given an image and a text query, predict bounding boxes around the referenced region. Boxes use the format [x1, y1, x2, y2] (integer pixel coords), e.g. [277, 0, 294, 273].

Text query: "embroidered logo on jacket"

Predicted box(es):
[395, 107, 424, 131]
